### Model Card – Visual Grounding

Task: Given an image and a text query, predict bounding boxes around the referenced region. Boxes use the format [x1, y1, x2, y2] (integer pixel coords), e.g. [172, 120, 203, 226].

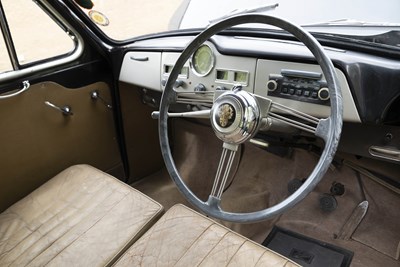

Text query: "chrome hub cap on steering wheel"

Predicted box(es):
[211, 89, 261, 145]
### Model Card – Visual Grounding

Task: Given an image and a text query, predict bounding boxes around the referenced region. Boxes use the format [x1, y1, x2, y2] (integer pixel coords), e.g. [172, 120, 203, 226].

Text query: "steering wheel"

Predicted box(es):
[159, 14, 343, 223]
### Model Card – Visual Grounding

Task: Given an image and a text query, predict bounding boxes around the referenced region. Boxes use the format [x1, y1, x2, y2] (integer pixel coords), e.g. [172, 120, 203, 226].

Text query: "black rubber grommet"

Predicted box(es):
[319, 193, 338, 212]
[330, 182, 345, 196]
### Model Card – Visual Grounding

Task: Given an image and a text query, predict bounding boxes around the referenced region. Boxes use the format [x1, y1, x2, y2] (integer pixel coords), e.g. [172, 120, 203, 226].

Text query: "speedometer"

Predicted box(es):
[191, 44, 214, 76]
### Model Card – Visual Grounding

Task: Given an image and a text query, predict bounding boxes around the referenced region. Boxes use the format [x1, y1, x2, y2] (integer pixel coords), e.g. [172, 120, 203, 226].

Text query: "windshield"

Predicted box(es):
[75, 0, 400, 48]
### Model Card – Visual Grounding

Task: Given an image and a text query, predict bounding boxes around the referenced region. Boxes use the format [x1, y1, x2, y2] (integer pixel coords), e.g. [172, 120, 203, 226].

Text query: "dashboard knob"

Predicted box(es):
[267, 80, 278, 91]
[216, 86, 228, 91]
[175, 80, 184, 88]
[161, 79, 184, 88]
[318, 87, 330, 101]
[194, 83, 206, 92]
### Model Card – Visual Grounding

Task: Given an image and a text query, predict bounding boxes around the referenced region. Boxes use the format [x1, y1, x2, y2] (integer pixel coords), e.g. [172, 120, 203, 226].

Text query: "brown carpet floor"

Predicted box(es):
[132, 119, 400, 267]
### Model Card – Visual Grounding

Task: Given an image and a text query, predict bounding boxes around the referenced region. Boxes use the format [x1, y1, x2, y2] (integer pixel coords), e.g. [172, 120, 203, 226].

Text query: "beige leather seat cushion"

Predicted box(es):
[114, 204, 299, 267]
[0, 164, 163, 266]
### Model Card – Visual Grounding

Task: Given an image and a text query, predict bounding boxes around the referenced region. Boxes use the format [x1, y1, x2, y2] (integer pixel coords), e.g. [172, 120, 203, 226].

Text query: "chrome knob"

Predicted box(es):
[267, 80, 278, 91]
[318, 87, 330, 101]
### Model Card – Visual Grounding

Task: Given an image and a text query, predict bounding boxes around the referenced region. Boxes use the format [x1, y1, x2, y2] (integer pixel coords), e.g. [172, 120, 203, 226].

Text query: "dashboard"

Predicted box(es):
[120, 39, 360, 122]
[118, 34, 400, 164]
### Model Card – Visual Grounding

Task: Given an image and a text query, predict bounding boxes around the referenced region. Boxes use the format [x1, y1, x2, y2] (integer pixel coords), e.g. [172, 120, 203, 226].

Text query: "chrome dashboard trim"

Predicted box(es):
[189, 43, 215, 77]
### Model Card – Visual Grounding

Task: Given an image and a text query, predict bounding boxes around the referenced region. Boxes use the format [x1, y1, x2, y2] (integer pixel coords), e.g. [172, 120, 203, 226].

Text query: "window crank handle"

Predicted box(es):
[44, 101, 73, 116]
[91, 90, 112, 109]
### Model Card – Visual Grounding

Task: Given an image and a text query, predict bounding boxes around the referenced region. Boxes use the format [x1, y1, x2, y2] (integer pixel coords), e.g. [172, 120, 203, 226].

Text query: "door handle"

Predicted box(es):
[0, 80, 30, 99]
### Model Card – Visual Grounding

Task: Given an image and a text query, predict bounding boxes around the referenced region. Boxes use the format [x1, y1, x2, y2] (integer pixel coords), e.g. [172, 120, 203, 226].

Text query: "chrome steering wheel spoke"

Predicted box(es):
[210, 142, 239, 200]
[268, 101, 330, 140]
[252, 94, 328, 140]
[151, 109, 210, 120]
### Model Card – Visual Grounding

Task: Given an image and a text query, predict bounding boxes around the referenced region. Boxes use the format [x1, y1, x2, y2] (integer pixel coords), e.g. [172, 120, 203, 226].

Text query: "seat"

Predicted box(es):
[0, 165, 163, 266]
[114, 204, 299, 267]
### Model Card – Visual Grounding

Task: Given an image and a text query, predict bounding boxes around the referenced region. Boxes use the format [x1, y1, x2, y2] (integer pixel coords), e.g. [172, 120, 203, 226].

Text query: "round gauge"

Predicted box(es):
[191, 44, 214, 76]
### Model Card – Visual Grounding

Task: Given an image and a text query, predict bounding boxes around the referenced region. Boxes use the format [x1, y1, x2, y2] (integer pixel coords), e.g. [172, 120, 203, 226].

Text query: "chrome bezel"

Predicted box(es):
[215, 68, 250, 86]
[210, 90, 261, 145]
[190, 44, 215, 77]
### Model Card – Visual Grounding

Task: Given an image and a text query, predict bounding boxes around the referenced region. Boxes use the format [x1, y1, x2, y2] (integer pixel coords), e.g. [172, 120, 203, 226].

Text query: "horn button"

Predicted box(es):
[210, 90, 261, 145]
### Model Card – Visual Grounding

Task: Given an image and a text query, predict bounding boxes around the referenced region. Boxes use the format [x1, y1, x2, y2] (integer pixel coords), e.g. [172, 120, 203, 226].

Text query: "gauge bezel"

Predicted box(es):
[190, 43, 215, 77]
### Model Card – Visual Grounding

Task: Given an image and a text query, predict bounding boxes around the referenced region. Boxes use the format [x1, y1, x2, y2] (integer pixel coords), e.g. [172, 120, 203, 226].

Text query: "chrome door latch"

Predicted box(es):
[45, 101, 73, 116]
[0, 80, 30, 99]
[90, 90, 112, 109]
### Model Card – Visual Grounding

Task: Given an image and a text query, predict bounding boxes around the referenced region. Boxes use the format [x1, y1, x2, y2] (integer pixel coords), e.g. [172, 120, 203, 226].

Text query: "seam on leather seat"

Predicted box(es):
[1, 180, 112, 264]
[10, 182, 118, 266]
[1, 165, 164, 267]
[104, 207, 163, 267]
[173, 223, 216, 266]
[82, 164, 163, 211]
[173, 204, 298, 266]
[24, 168, 105, 228]
[224, 239, 246, 267]
[138, 216, 180, 262]
[195, 229, 231, 267]
[253, 246, 270, 266]
[30, 190, 123, 266]
[40, 165, 163, 266]
[41, 192, 131, 266]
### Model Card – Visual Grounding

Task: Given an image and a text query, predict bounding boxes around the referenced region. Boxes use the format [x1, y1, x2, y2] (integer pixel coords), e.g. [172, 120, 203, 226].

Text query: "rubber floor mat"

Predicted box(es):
[263, 227, 353, 267]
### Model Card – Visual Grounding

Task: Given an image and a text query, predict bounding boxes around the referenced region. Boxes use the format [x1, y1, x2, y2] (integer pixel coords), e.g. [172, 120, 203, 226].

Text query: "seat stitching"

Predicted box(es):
[21, 170, 79, 228]
[224, 239, 246, 267]
[41, 191, 130, 266]
[2, 173, 106, 258]
[284, 260, 293, 267]
[173, 223, 215, 266]
[108, 189, 171, 265]
[103, 204, 163, 267]
[9, 182, 114, 266]
[11, 181, 117, 266]
[253, 249, 268, 267]
[196, 226, 231, 267]
[138, 214, 195, 264]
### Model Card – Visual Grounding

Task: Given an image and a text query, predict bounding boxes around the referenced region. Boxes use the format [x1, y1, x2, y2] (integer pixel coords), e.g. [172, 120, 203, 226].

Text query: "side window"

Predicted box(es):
[0, 30, 12, 73]
[0, 0, 75, 74]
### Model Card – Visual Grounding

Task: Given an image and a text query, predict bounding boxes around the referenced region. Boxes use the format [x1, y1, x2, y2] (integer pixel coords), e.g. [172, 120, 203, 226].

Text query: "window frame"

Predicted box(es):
[0, 0, 84, 82]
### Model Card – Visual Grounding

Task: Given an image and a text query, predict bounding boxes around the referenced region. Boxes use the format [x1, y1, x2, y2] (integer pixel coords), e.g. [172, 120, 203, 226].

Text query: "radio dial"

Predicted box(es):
[267, 80, 278, 91]
[318, 87, 330, 101]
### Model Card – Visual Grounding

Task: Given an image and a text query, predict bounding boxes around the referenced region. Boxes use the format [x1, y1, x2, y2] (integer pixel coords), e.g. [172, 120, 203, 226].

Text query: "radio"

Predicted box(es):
[266, 69, 330, 106]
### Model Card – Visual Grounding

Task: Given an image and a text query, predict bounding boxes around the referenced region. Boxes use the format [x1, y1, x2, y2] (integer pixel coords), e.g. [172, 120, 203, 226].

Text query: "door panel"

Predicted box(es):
[0, 81, 122, 212]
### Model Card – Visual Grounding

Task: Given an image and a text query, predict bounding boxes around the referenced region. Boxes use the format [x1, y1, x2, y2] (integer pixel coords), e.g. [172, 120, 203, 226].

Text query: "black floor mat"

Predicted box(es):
[263, 227, 353, 267]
